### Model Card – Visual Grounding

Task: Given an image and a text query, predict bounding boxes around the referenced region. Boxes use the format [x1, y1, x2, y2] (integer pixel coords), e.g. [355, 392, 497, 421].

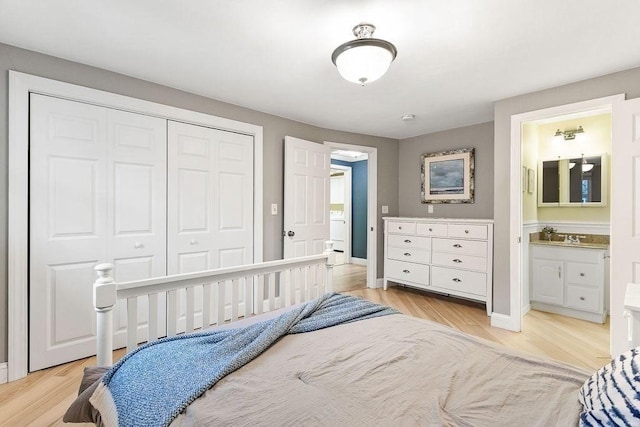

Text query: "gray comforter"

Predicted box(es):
[172, 314, 588, 426]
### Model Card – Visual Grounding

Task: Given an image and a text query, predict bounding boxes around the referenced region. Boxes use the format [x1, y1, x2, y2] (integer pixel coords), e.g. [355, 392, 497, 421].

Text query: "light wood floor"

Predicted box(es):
[0, 263, 610, 425]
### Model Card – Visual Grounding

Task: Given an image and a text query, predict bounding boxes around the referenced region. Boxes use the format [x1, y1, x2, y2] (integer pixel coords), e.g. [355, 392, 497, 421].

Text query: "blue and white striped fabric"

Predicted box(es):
[578, 347, 640, 426]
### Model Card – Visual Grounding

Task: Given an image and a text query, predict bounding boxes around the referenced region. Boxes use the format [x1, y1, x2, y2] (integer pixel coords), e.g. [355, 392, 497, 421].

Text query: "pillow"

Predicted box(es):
[578, 347, 640, 426]
[63, 366, 109, 424]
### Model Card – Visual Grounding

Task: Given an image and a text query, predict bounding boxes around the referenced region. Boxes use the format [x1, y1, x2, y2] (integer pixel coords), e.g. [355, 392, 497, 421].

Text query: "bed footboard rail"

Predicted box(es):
[93, 242, 336, 366]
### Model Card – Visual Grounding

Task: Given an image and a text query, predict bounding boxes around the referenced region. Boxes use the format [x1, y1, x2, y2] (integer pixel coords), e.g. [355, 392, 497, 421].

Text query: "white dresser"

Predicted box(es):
[383, 217, 494, 315]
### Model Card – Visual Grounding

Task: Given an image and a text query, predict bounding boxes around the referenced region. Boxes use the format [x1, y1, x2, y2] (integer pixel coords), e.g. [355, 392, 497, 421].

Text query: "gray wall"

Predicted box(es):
[493, 66, 640, 315]
[0, 43, 399, 363]
[398, 122, 494, 219]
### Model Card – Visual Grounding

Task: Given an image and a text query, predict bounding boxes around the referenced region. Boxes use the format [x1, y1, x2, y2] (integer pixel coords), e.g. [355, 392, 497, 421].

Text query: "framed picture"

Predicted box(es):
[421, 148, 474, 204]
[527, 168, 535, 193]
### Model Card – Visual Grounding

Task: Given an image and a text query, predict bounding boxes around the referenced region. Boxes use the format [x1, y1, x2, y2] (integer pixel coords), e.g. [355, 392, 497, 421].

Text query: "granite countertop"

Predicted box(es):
[529, 240, 609, 250]
[529, 231, 609, 250]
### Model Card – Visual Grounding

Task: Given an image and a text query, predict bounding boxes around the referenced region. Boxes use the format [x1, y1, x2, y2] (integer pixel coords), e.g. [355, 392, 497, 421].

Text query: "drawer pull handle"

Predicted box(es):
[404, 252, 411, 256]
[404, 239, 412, 243]
[453, 259, 462, 263]
[403, 269, 410, 274]
[580, 273, 585, 277]
[453, 244, 462, 248]
[429, 228, 433, 232]
[452, 278, 462, 282]
[580, 296, 585, 301]
[464, 230, 469, 234]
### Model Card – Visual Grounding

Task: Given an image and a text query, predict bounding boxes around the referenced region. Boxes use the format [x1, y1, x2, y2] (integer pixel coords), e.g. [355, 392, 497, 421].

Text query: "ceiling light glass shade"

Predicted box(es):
[582, 163, 594, 172]
[332, 40, 396, 85]
[332, 24, 397, 86]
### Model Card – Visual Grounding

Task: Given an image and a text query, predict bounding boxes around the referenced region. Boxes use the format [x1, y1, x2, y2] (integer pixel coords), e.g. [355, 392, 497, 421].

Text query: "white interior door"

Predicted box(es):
[107, 109, 168, 348]
[611, 97, 640, 356]
[284, 136, 331, 258]
[29, 94, 108, 371]
[168, 121, 254, 328]
[29, 95, 167, 370]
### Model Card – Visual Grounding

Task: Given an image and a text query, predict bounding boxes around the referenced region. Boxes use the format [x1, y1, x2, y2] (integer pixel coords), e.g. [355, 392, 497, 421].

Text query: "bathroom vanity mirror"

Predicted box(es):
[537, 154, 607, 207]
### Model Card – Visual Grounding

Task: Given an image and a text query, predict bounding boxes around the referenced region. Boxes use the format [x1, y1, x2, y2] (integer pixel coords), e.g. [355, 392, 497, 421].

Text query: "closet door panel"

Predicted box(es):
[168, 122, 216, 330]
[29, 94, 108, 371]
[107, 109, 168, 345]
[214, 131, 254, 266]
[168, 122, 254, 328]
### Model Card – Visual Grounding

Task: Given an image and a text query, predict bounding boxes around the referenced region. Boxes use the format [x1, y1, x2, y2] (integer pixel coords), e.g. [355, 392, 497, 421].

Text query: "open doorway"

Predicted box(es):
[519, 109, 611, 368]
[507, 94, 624, 368]
[328, 147, 370, 292]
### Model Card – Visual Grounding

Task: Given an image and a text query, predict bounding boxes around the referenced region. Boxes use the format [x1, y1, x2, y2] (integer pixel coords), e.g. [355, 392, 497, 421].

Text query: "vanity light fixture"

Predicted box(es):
[331, 23, 397, 86]
[554, 125, 585, 141]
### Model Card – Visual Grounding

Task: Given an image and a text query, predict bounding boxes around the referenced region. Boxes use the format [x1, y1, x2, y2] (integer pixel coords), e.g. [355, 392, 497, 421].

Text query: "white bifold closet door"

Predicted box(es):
[29, 94, 167, 371]
[167, 121, 254, 331]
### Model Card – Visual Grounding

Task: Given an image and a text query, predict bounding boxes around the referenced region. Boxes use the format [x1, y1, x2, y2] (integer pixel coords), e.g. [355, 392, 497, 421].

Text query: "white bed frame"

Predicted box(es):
[94, 242, 336, 366]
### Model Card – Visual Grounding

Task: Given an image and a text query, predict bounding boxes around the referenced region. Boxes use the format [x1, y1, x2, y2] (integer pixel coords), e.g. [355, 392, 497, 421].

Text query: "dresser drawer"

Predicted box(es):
[416, 222, 448, 237]
[386, 259, 430, 285]
[388, 234, 430, 249]
[431, 266, 487, 296]
[387, 221, 416, 235]
[566, 262, 600, 287]
[432, 238, 487, 257]
[432, 252, 488, 272]
[566, 284, 601, 313]
[448, 224, 488, 240]
[388, 247, 430, 264]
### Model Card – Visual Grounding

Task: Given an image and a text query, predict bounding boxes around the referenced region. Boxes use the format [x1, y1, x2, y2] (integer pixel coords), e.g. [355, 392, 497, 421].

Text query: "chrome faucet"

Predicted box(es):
[565, 235, 581, 244]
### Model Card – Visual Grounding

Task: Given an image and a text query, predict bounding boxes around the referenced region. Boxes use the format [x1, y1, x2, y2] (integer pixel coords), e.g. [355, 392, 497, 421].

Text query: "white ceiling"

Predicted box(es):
[1, 1, 639, 139]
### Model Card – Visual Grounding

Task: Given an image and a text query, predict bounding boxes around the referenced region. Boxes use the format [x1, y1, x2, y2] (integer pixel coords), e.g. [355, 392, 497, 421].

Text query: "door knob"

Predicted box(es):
[287, 230, 295, 237]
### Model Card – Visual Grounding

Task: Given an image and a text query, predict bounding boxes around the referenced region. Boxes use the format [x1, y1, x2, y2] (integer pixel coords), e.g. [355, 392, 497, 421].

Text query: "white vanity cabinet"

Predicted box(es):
[530, 244, 607, 323]
[383, 217, 493, 315]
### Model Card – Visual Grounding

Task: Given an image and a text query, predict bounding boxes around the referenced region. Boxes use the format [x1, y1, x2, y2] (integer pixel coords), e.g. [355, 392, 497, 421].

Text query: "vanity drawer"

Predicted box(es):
[566, 262, 600, 287]
[386, 259, 430, 285]
[387, 221, 416, 235]
[416, 222, 448, 237]
[431, 252, 488, 272]
[566, 285, 601, 313]
[388, 234, 430, 249]
[431, 266, 487, 296]
[388, 247, 430, 264]
[432, 238, 487, 257]
[448, 224, 488, 240]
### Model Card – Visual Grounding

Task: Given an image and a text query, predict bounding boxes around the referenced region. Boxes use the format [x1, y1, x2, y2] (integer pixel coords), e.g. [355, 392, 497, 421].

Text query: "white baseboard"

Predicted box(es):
[371, 278, 384, 289]
[0, 363, 7, 384]
[490, 312, 520, 331]
[351, 257, 367, 266]
[522, 304, 531, 315]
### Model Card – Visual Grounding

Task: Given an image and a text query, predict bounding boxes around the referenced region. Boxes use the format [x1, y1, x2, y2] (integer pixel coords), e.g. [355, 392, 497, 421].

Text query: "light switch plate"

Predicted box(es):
[428, 205, 434, 214]
[271, 203, 278, 215]
[381, 205, 389, 214]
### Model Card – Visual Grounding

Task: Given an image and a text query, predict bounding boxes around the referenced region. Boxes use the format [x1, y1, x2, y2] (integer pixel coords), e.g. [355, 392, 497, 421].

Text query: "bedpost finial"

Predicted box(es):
[95, 263, 114, 282]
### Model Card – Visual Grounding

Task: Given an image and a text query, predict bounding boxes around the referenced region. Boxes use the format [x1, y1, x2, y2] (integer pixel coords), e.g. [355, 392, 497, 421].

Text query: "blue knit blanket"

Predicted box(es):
[89, 293, 398, 426]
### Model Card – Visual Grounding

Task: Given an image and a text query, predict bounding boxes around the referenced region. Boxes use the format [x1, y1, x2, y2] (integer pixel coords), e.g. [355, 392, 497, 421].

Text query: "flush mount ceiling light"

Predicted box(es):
[554, 125, 585, 141]
[331, 23, 397, 86]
